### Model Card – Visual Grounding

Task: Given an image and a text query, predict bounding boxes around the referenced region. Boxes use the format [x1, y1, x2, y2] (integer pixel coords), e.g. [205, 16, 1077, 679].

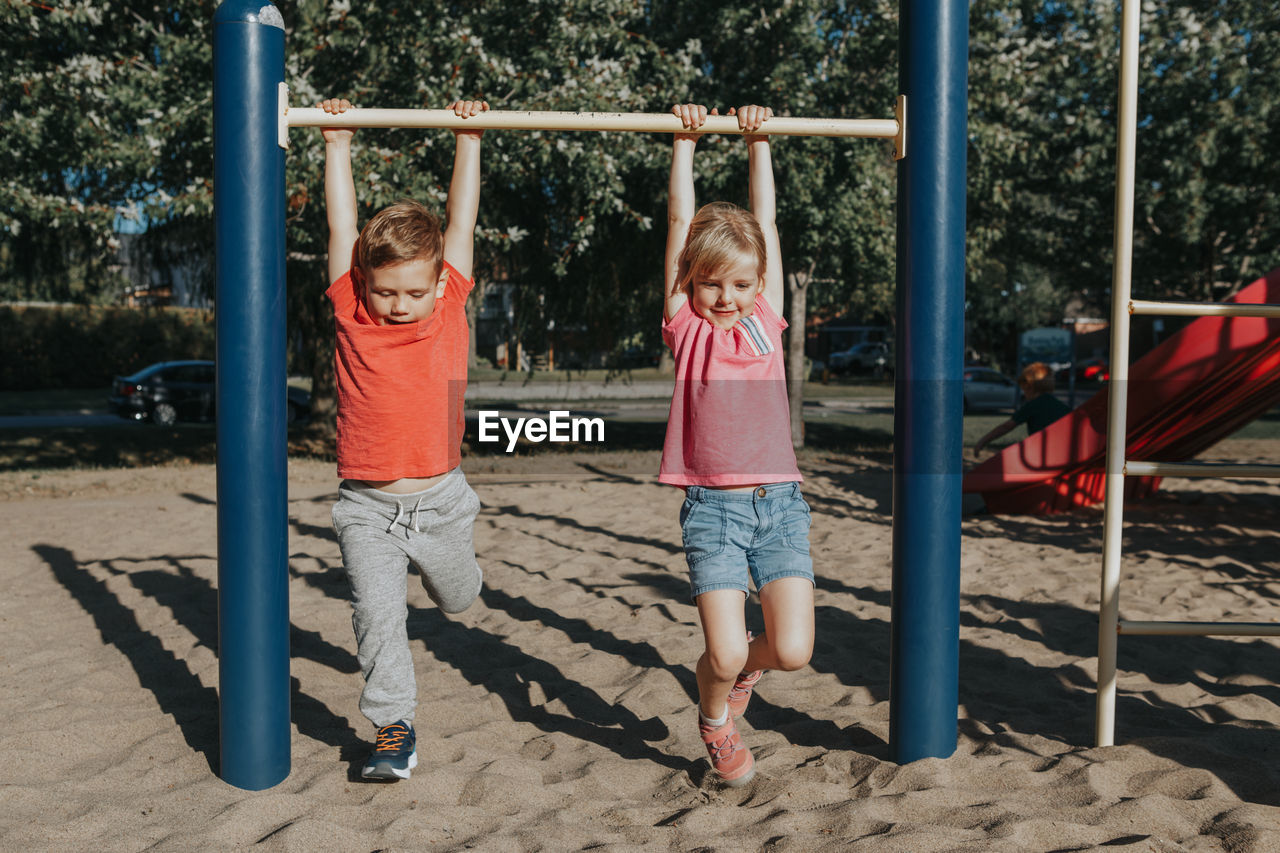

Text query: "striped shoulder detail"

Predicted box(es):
[735, 313, 774, 357]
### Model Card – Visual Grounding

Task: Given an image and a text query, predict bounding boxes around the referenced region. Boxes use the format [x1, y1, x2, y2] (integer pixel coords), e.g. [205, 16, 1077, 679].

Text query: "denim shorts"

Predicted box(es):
[679, 482, 814, 600]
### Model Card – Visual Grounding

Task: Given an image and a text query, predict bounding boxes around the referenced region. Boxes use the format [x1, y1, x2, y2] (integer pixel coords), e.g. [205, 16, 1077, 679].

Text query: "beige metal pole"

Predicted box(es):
[1129, 299, 1280, 318]
[285, 107, 899, 139]
[1096, 0, 1142, 749]
[1124, 460, 1280, 478]
[1119, 621, 1280, 637]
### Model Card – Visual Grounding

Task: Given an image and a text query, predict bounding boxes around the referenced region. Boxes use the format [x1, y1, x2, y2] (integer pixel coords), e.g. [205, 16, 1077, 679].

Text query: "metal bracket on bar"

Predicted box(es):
[1123, 460, 1280, 478]
[1129, 299, 1280, 318]
[894, 95, 907, 160]
[278, 82, 290, 150]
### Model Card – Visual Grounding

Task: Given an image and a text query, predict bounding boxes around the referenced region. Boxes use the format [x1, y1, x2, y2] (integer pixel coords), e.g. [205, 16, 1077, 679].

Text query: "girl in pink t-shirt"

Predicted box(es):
[662, 103, 816, 787]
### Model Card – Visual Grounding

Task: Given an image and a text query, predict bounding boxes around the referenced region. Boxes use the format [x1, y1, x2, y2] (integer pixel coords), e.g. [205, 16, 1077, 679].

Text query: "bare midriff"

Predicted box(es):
[686, 483, 768, 493]
[359, 470, 451, 494]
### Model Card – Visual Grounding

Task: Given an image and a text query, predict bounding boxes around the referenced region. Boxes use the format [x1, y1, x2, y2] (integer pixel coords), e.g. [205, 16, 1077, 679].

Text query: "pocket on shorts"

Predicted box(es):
[680, 498, 726, 566]
[331, 486, 377, 537]
[782, 496, 812, 553]
[331, 493, 351, 534]
[462, 482, 482, 520]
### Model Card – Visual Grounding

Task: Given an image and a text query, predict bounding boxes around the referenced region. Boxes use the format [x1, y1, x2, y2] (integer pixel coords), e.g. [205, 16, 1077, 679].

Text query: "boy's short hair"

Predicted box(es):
[676, 202, 767, 297]
[1018, 361, 1056, 395]
[353, 199, 443, 284]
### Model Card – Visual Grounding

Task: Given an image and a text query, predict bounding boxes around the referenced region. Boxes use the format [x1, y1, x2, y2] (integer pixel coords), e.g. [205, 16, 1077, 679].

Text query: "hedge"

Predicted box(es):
[0, 304, 216, 390]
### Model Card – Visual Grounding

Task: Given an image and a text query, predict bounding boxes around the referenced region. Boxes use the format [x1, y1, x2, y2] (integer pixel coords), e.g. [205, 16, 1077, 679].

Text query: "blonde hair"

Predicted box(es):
[675, 202, 767, 298]
[1018, 362, 1055, 395]
[352, 200, 443, 291]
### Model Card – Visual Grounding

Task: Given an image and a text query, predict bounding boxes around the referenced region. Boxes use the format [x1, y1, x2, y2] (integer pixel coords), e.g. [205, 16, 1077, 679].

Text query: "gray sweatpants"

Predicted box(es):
[331, 467, 483, 727]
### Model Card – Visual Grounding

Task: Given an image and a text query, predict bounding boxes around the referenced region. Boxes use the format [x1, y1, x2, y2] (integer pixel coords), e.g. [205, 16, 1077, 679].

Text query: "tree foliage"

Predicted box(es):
[1, 0, 212, 302]
[3, 0, 1279, 385]
[967, 0, 1280, 365]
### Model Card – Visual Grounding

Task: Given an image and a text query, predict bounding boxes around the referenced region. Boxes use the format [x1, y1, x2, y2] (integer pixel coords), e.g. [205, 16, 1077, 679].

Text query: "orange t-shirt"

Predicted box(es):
[326, 261, 472, 480]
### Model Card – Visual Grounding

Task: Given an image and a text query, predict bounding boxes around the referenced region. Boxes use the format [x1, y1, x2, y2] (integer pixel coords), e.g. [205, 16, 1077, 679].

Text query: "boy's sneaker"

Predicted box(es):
[699, 716, 755, 786]
[362, 720, 417, 780]
[727, 668, 764, 718]
[727, 630, 763, 718]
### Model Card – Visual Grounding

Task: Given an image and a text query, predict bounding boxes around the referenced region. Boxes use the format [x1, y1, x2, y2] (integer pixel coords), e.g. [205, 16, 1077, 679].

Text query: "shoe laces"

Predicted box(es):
[730, 630, 763, 702]
[374, 723, 410, 753]
[729, 669, 762, 701]
[705, 732, 742, 762]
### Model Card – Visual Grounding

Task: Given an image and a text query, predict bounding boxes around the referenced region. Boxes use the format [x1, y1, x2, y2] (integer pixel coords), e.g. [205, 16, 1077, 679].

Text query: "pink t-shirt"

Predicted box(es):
[658, 298, 801, 487]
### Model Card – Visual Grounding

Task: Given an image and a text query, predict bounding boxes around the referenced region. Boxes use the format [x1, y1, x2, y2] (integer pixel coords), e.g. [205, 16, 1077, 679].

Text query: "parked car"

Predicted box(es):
[962, 366, 1017, 412]
[1052, 357, 1110, 386]
[1075, 357, 1110, 382]
[829, 341, 893, 377]
[109, 360, 310, 426]
[614, 345, 661, 369]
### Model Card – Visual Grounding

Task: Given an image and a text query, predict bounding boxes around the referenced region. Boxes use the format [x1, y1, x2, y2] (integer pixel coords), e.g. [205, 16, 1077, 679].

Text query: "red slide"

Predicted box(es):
[963, 268, 1280, 514]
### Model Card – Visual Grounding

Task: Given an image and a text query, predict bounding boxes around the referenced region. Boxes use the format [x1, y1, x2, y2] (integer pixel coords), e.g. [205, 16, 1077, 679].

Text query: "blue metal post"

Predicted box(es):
[890, 0, 968, 762]
[213, 0, 290, 789]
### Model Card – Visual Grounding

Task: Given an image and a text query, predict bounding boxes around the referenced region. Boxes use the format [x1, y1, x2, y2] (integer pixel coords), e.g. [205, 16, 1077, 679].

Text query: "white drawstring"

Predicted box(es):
[409, 496, 424, 533]
[386, 496, 426, 537]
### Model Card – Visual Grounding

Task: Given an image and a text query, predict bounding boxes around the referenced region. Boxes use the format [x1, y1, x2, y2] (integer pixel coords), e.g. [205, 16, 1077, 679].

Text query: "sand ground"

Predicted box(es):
[2, 441, 1279, 852]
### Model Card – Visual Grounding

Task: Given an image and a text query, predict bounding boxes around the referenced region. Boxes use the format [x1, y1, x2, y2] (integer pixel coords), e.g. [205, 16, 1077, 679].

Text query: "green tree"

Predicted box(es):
[11, 0, 1278, 425]
[1133, 2, 1280, 299]
[966, 0, 1280, 368]
[1, 0, 213, 304]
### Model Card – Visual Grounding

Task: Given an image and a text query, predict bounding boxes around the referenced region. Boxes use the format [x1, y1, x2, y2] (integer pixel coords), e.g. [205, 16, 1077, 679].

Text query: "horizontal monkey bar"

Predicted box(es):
[279, 87, 907, 158]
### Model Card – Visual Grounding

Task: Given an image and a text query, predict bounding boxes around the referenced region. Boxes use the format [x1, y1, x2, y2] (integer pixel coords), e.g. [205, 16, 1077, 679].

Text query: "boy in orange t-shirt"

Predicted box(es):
[318, 97, 488, 781]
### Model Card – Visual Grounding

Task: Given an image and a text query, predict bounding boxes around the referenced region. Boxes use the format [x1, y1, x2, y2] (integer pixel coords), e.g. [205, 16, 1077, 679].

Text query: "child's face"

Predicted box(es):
[690, 252, 764, 331]
[363, 259, 446, 325]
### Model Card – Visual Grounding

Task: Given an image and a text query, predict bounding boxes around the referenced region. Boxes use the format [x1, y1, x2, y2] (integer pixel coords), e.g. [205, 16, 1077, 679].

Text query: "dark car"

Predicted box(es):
[109, 360, 310, 426]
[1053, 357, 1110, 388]
[962, 366, 1017, 412]
[829, 341, 893, 377]
[615, 345, 662, 369]
[1075, 356, 1110, 383]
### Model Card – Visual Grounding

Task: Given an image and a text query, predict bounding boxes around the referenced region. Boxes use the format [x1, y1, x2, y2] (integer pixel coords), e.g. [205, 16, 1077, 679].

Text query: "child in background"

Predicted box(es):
[319, 97, 488, 781]
[973, 361, 1073, 456]
[660, 103, 816, 786]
